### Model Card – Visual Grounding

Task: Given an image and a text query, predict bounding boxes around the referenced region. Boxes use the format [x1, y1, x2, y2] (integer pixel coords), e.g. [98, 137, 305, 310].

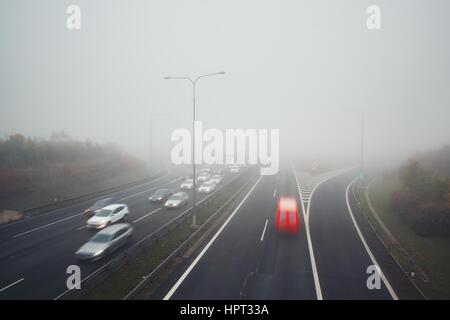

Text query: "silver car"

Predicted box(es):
[75, 223, 133, 261]
[164, 192, 189, 209]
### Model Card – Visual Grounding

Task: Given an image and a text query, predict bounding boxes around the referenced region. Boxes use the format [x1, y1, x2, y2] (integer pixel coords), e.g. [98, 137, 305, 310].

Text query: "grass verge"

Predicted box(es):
[356, 175, 450, 299]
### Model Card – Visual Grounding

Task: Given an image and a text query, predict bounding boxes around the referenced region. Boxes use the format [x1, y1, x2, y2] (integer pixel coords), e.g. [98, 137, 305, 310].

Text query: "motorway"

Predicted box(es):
[160, 166, 398, 300]
[0, 169, 240, 299]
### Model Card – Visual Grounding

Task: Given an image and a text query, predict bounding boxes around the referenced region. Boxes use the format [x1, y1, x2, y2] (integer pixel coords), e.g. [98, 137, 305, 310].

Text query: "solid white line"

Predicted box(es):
[345, 179, 399, 300]
[13, 212, 84, 238]
[260, 219, 269, 242]
[133, 208, 162, 223]
[0, 278, 24, 293]
[293, 167, 323, 300]
[163, 176, 262, 300]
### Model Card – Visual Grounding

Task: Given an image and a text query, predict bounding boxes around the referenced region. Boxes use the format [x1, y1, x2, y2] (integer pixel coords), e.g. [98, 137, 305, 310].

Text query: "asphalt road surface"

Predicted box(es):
[161, 166, 398, 300]
[0, 170, 239, 299]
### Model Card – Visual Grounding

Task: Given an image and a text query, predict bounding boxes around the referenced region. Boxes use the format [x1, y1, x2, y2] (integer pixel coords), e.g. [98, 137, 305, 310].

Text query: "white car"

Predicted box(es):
[86, 204, 129, 229]
[180, 179, 194, 190]
[197, 173, 211, 182]
[165, 192, 189, 209]
[230, 165, 240, 173]
[211, 174, 223, 184]
[198, 180, 217, 194]
[200, 167, 212, 174]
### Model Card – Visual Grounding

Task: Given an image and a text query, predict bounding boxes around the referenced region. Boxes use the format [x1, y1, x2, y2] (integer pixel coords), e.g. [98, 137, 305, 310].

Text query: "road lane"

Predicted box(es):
[309, 171, 393, 299]
[0, 170, 239, 299]
[166, 168, 316, 300]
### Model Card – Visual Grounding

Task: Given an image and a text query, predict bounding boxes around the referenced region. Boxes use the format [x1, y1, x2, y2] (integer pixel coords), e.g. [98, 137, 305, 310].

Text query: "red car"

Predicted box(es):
[276, 197, 300, 234]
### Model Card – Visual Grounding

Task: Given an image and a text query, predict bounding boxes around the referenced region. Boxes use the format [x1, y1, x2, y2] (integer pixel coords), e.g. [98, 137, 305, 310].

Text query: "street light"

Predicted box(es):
[164, 71, 226, 227]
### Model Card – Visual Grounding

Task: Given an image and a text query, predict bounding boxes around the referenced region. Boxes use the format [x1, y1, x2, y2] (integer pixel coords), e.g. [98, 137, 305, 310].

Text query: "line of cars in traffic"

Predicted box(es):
[75, 166, 232, 261]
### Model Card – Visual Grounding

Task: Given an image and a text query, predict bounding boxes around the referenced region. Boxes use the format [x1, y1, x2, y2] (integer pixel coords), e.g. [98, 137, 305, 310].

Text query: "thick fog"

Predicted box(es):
[1, 0, 450, 169]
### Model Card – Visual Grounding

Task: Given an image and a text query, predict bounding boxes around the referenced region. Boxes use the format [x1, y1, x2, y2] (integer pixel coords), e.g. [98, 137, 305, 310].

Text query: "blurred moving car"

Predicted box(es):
[75, 223, 133, 261]
[230, 165, 240, 173]
[197, 173, 211, 182]
[164, 192, 189, 209]
[276, 197, 300, 234]
[213, 169, 223, 175]
[180, 179, 194, 190]
[198, 180, 217, 194]
[87, 204, 129, 229]
[149, 188, 173, 203]
[200, 167, 212, 174]
[210, 174, 223, 184]
[84, 197, 117, 218]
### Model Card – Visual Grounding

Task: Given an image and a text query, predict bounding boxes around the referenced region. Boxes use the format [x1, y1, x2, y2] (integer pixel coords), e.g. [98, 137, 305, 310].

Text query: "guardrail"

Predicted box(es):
[22, 170, 167, 218]
[55, 167, 256, 300]
[123, 173, 258, 300]
[350, 181, 427, 300]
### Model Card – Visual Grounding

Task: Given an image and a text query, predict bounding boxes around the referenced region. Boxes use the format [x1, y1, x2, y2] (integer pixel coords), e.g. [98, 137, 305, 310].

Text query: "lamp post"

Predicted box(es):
[164, 71, 225, 226]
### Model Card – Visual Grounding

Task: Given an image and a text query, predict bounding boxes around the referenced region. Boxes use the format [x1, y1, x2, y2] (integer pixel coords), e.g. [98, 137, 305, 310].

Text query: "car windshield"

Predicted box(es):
[90, 233, 113, 243]
[184, 179, 193, 183]
[213, 175, 221, 178]
[171, 194, 182, 200]
[92, 198, 113, 209]
[95, 209, 112, 217]
[153, 189, 168, 196]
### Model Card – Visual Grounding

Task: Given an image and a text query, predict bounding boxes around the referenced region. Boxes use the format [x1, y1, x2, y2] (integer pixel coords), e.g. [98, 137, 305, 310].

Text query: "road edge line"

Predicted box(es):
[345, 178, 399, 300]
[163, 176, 262, 300]
[293, 167, 323, 300]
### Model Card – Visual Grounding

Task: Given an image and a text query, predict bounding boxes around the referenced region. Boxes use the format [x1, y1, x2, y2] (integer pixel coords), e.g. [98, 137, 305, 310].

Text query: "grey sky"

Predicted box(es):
[1, 0, 449, 167]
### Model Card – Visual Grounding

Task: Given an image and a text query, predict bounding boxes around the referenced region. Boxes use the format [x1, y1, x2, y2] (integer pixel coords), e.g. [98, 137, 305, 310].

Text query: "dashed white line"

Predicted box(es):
[0, 278, 24, 293]
[272, 188, 277, 198]
[77, 225, 87, 230]
[133, 208, 162, 223]
[13, 213, 84, 238]
[260, 219, 269, 242]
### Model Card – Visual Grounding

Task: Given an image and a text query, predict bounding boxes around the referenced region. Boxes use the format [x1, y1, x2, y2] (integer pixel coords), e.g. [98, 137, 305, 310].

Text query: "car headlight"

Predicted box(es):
[93, 250, 104, 257]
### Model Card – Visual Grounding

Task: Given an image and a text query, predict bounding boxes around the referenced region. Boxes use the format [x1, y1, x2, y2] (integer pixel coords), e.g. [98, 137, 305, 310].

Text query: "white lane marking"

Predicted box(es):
[345, 179, 399, 300]
[163, 176, 262, 300]
[0, 278, 24, 293]
[133, 208, 162, 223]
[272, 188, 277, 198]
[293, 167, 323, 300]
[260, 219, 269, 242]
[77, 225, 87, 230]
[13, 212, 84, 238]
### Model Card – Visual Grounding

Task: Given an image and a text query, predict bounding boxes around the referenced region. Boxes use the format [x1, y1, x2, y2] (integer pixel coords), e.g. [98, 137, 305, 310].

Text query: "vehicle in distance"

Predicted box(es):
[197, 173, 211, 182]
[75, 223, 133, 261]
[276, 196, 300, 234]
[149, 188, 173, 203]
[230, 165, 240, 173]
[84, 197, 117, 218]
[200, 167, 212, 174]
[210, 174, 223, 184]
[213, 169, 223, 175]
[180, 179, 194, 190]
[198, 180, 217, 194]
[86, 204, 129, 229]
[165, 192, 189, 209]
